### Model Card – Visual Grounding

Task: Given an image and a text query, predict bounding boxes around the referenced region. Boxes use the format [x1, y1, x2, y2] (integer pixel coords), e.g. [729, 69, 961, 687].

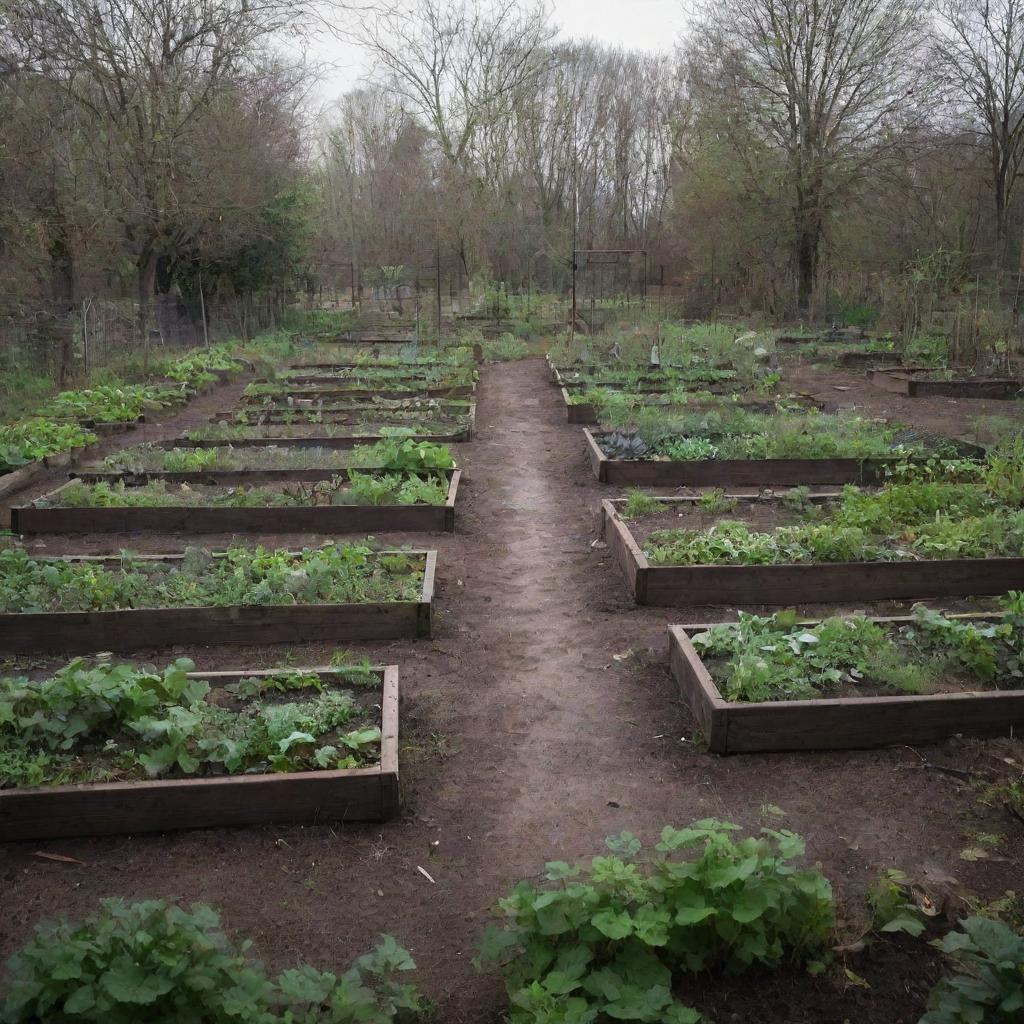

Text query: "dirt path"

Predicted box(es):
[2, 359, 1023, 1023]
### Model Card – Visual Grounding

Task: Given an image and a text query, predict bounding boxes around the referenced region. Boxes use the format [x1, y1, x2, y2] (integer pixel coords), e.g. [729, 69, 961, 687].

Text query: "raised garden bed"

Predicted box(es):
[584, 429, 900, 486]
[243, 383, 476, 401]
[601, 494, 1024, 606]
[72, 465, 455, 485]
[0, 663, 400, 840]
[216, 408, 468, 427]
[668, 613, 1024, 753]
[165, 424, 473, 449]
[868, 367, 1023, 399]
[0, 547, 435, 652]
[13, 472, 461, 534]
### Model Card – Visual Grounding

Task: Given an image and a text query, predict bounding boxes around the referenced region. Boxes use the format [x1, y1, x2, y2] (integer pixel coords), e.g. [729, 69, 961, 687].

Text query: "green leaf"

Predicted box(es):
[880, 912, 925, 937]
[63, 985, 96, 1013]
[606, 831, 642, 857]
[592, 909, 633, 940]
[100, 962, 174, 1004]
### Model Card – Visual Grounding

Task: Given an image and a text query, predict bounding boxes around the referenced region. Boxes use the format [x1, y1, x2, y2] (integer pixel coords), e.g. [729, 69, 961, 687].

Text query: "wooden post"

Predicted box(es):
[435, 239, 442, 346]
[198, 271, 210, 348]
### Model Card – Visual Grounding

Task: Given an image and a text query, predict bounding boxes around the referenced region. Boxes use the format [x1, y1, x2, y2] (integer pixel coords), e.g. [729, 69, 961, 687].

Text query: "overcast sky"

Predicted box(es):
[315, 0, 685, 99]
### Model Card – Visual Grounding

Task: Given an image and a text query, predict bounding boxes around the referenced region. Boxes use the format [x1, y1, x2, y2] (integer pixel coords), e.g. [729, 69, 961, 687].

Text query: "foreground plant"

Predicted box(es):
[476, 821, 833, 1023]
[1, 899, 424, 1023]
[920, 917, 1024, 1023]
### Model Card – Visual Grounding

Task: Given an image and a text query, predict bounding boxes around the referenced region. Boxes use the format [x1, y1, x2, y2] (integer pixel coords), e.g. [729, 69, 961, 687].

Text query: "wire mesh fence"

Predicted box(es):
[0, 293, 286, 411]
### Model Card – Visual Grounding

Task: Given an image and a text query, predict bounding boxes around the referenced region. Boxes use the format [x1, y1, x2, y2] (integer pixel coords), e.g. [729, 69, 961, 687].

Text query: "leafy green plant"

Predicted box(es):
[350, 439, 455, 472]
[697, 489, 736, 514]
[1, 898, 424, 1023]
[622, 490, 663, 519]
[903, 334, 950, 368]
[42, 383, 186, 424]
[689, 597, 1024, 703]
[983, 437, 1024, 506]
[920, 917, 1024, 1023]
[641, 478, 1024, 568]
[658, 437, 719, 461]
[0, 544, 423, 615]
[50, 473, 448, 510]
[476, 822, 833, 1024]
[868, 870, 927, 937]
[0, 421, 97, 472]
[161, 447, 222, 472]
[0, 656, 387, 786]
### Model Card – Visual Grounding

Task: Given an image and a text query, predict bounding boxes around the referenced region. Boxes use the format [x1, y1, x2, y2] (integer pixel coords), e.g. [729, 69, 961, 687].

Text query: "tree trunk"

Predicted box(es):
[796, 228, 818, 313]
[137, 247, 158, 356]
[49, 231, 77, 386]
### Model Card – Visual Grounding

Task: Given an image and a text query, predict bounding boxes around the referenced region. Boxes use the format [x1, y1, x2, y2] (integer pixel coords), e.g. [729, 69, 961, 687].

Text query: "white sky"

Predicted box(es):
[313, 0, 685, 100]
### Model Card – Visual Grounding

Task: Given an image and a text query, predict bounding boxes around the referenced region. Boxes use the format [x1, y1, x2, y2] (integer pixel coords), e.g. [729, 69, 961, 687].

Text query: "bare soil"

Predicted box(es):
[2, 358, 1024, 1023]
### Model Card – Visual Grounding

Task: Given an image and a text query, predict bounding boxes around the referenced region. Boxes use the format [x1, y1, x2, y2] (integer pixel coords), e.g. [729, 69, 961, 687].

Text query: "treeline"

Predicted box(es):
[317, 0, 1024, 329]
[0, 0, 314, 336]
[4, 0, 1024, 330]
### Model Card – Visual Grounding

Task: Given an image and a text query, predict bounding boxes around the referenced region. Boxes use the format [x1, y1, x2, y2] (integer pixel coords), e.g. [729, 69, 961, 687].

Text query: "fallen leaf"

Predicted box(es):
[844, 968, 870, 989]
[959, 847, 989, 862]
[32, 851, 86, 866]
[417, 865, 436, 884]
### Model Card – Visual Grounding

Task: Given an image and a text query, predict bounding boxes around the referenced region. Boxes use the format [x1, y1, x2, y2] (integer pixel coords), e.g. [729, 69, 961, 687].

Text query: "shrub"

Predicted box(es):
[1, 898, 424, 1023]
[476, 821, 833, 1024]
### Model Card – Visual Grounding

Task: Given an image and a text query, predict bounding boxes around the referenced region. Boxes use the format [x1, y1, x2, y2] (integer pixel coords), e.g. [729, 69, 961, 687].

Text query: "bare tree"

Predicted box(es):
[933, 0, 1024, 273]
[359, 0, 555, 171]
[687, 0, 928, 310]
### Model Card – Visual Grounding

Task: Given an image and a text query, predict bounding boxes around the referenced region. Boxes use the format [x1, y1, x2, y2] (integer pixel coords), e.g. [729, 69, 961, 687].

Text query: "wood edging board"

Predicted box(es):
[247, 384, 475, 399]
[668, 623, 1024, 753]
[11, 473, 461, 535]
[244, 396, 472, 410]
[601, 498, 1024, 606]
[0, 550, 436, 651]
[159, 426, 472, 450]
[838, 351, 889, 367]
[0, 665, 400, 840]
[584, 429, 895, 486]
[868, 368, 1023, 399]
[776, 334, 871, 346]
[562, 387, 597, 424]
[70, 467, 458, 486]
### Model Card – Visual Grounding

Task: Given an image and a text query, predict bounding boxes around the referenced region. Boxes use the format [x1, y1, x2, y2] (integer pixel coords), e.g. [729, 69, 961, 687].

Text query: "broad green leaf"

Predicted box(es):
[592, 909, 633, 940]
